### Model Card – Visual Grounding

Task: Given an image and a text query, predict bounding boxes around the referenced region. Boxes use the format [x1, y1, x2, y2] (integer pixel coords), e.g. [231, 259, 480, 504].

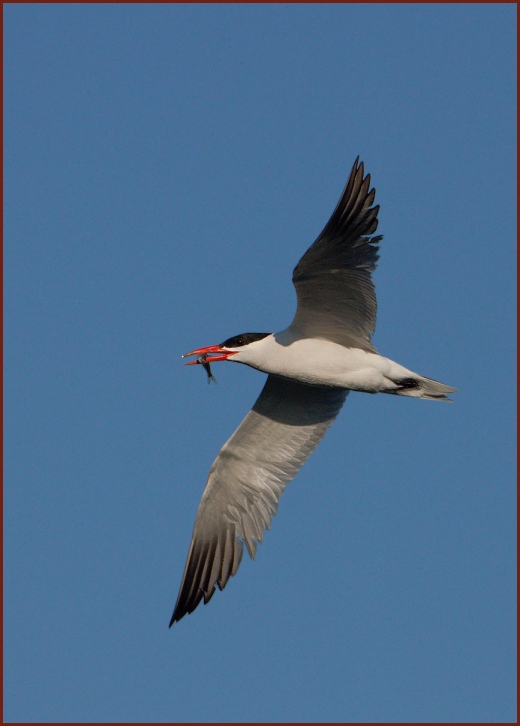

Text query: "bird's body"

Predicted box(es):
[171, 157, 456, 625]
[225, 330, 451, 397]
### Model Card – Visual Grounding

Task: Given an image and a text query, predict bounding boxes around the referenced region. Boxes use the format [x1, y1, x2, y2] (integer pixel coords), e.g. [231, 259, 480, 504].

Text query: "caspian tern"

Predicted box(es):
[171, 157, 455, 625]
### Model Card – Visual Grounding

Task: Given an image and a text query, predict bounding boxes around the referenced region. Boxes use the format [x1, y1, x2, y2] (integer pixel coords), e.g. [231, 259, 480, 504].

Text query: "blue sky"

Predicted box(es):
[4, 4, 516, 722]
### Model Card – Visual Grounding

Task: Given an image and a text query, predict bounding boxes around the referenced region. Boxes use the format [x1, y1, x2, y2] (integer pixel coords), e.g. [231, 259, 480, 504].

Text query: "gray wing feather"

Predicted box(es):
[170, 375, 348, 623]
[291, 157, 382, 351]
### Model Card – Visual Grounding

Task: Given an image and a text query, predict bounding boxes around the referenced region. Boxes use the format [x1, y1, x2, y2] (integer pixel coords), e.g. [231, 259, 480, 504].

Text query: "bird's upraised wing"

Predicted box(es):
[291, 157, 382, 352]
[170, 375, 348, 624]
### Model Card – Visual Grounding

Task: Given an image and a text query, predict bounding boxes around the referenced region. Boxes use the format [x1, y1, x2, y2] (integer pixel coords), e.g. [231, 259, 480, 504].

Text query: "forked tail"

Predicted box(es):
[393, 375, 457, 401]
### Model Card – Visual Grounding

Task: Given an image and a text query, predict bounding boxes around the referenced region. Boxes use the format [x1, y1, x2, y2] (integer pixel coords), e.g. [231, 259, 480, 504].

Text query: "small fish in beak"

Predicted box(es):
[182, 343, 238, 383]
[198, 353, 217, 384]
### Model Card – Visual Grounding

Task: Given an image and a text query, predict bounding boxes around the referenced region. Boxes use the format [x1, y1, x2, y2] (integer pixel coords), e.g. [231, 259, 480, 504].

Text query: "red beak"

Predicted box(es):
[182, 344, 238, 365]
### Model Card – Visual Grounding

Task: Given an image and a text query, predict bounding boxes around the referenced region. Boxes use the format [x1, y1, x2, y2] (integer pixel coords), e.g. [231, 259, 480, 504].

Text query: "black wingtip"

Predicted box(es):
[169, 607, 186, 627]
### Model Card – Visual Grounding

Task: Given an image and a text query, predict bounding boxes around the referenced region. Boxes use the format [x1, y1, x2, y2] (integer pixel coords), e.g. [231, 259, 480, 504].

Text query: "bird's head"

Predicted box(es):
[182, 332, 272, 367]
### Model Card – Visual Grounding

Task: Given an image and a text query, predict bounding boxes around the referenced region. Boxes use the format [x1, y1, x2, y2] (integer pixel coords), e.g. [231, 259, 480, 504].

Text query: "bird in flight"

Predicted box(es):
[171, 157, 455, 625]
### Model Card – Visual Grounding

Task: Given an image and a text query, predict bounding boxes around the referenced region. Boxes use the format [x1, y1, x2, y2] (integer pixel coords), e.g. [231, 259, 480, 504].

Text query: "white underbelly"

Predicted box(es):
[237, 337, 413, 392]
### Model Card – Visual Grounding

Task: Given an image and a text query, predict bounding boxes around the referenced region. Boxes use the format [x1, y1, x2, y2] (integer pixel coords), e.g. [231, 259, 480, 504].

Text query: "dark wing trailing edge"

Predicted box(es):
[291, 157, 382, 351]
[170, 375, 348, 624]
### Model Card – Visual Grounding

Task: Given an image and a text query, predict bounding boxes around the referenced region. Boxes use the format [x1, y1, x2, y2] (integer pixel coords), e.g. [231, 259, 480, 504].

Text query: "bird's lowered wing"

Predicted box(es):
[170, 375, 348, 624]
[291, 157, 382, 352]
